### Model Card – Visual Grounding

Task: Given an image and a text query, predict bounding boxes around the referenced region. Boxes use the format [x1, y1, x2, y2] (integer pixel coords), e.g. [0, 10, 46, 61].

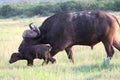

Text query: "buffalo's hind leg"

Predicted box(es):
[65, 47, 74, 63]
[102, 39, 115, 59]
[113, 36, 120, 51]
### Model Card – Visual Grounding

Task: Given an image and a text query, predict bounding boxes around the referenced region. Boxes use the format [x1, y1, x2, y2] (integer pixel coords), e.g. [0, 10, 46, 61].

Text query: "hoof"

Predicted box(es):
[27, 64, 33, 66]
[51, 58, 56, 64]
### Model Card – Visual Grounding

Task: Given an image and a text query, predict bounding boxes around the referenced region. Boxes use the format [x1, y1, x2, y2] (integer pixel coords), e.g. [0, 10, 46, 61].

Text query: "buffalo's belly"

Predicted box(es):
[74, 34, 101, 46]
[75, 40, 101, 46]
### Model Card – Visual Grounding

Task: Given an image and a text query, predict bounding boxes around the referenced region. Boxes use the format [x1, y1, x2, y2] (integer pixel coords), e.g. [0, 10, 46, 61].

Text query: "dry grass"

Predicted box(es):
[0, 13, 120, 80]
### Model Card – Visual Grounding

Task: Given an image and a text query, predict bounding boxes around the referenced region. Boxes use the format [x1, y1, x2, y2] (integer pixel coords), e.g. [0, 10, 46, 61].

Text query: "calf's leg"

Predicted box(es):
[46, 52, 56, 64]
[41, 52, 56, 65]
[27, 59, 33, 66]
[48, 46, 62, 63]
[47, 57, 56, 64]
[41, 58, 47, 66]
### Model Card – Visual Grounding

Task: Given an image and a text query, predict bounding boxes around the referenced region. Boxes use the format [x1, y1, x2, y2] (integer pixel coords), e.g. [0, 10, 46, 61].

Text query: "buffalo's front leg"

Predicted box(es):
[65, 47, 74, 63]
[50, 47, 62, 57]
[49, 47, 63, 63]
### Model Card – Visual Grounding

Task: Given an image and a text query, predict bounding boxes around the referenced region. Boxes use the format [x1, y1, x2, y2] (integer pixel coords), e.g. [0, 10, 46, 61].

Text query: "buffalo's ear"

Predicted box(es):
[22, 29, 38, 38]
[22, 23, 41, 39]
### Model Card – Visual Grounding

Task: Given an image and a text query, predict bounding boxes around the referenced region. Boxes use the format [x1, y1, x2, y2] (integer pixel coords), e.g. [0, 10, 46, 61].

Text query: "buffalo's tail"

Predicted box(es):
[112, 15, 120, 51]
[112, 15, 120, 27]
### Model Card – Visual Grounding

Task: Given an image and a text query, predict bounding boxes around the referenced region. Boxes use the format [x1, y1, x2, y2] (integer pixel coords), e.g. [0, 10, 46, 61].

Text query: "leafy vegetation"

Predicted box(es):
[0, 12, 120, 80]
[0, 0, 120, 18]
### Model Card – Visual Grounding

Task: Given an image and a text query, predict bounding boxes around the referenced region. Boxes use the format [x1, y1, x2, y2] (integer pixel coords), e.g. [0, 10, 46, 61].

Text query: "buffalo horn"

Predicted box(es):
[29, 23, 41, 36]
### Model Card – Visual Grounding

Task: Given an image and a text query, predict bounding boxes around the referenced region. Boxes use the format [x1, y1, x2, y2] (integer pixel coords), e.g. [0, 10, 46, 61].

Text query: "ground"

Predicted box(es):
[0, 12, 120, 80]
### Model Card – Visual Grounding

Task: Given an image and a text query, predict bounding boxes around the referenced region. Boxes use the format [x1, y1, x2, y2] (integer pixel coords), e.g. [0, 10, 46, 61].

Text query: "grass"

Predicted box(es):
[0, 12, 120, 80]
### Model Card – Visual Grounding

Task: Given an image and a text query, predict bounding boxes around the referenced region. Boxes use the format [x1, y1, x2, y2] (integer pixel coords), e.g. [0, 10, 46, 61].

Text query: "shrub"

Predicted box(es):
[31, 4, 54, 16]
[52, 1, 84, 13]
[0, 1, 120, 18]
[0, 5, 17, 18]
[113, 0, 120, 11]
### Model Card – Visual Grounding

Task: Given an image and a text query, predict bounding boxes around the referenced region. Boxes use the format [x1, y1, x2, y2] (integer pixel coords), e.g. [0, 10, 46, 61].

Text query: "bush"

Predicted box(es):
[54, 1, 83, 12]
[0, 1, 120, 18]
[113, 0, 120, 11]
[31, 4, 54, 16]
[0, 5, 17, 18]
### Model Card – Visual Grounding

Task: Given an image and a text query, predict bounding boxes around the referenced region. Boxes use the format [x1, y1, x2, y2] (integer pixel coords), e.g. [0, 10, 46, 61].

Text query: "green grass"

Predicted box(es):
[0, 12, 120, 80]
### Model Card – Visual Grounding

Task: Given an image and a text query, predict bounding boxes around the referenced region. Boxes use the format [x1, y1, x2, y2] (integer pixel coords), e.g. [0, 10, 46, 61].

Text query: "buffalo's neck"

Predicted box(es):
[39, 28, 49, 44]
[39, 36, 49, 44]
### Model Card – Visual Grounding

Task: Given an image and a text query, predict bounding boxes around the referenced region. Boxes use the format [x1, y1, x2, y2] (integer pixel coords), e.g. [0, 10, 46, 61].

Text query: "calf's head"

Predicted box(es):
[9, 53, 23, 64]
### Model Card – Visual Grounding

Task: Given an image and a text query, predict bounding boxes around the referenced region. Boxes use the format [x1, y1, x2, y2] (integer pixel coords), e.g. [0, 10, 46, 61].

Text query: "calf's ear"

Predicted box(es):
[17, 53, 23, 58]
[13, 53, 23, 59]
[46, 44, 52, 51]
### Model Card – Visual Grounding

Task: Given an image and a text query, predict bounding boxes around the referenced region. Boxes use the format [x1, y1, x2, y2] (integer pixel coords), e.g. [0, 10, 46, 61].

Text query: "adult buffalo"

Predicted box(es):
[22, 10, 120, 63]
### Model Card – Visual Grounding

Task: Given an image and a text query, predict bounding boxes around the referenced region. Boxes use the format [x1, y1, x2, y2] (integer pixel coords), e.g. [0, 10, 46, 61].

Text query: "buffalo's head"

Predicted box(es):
[18, 23, 44, 54]
[23, 23, 41, 39]
[22, 23, 42, 44]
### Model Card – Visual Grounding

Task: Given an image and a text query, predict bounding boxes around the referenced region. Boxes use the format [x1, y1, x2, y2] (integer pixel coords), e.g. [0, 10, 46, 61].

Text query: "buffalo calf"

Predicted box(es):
[9, 44, 56, 66]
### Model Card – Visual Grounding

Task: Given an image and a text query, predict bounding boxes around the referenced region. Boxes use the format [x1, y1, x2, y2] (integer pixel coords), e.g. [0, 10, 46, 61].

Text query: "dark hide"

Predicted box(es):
[9, 43, 55, 66]
[23, 10, 120, 63]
